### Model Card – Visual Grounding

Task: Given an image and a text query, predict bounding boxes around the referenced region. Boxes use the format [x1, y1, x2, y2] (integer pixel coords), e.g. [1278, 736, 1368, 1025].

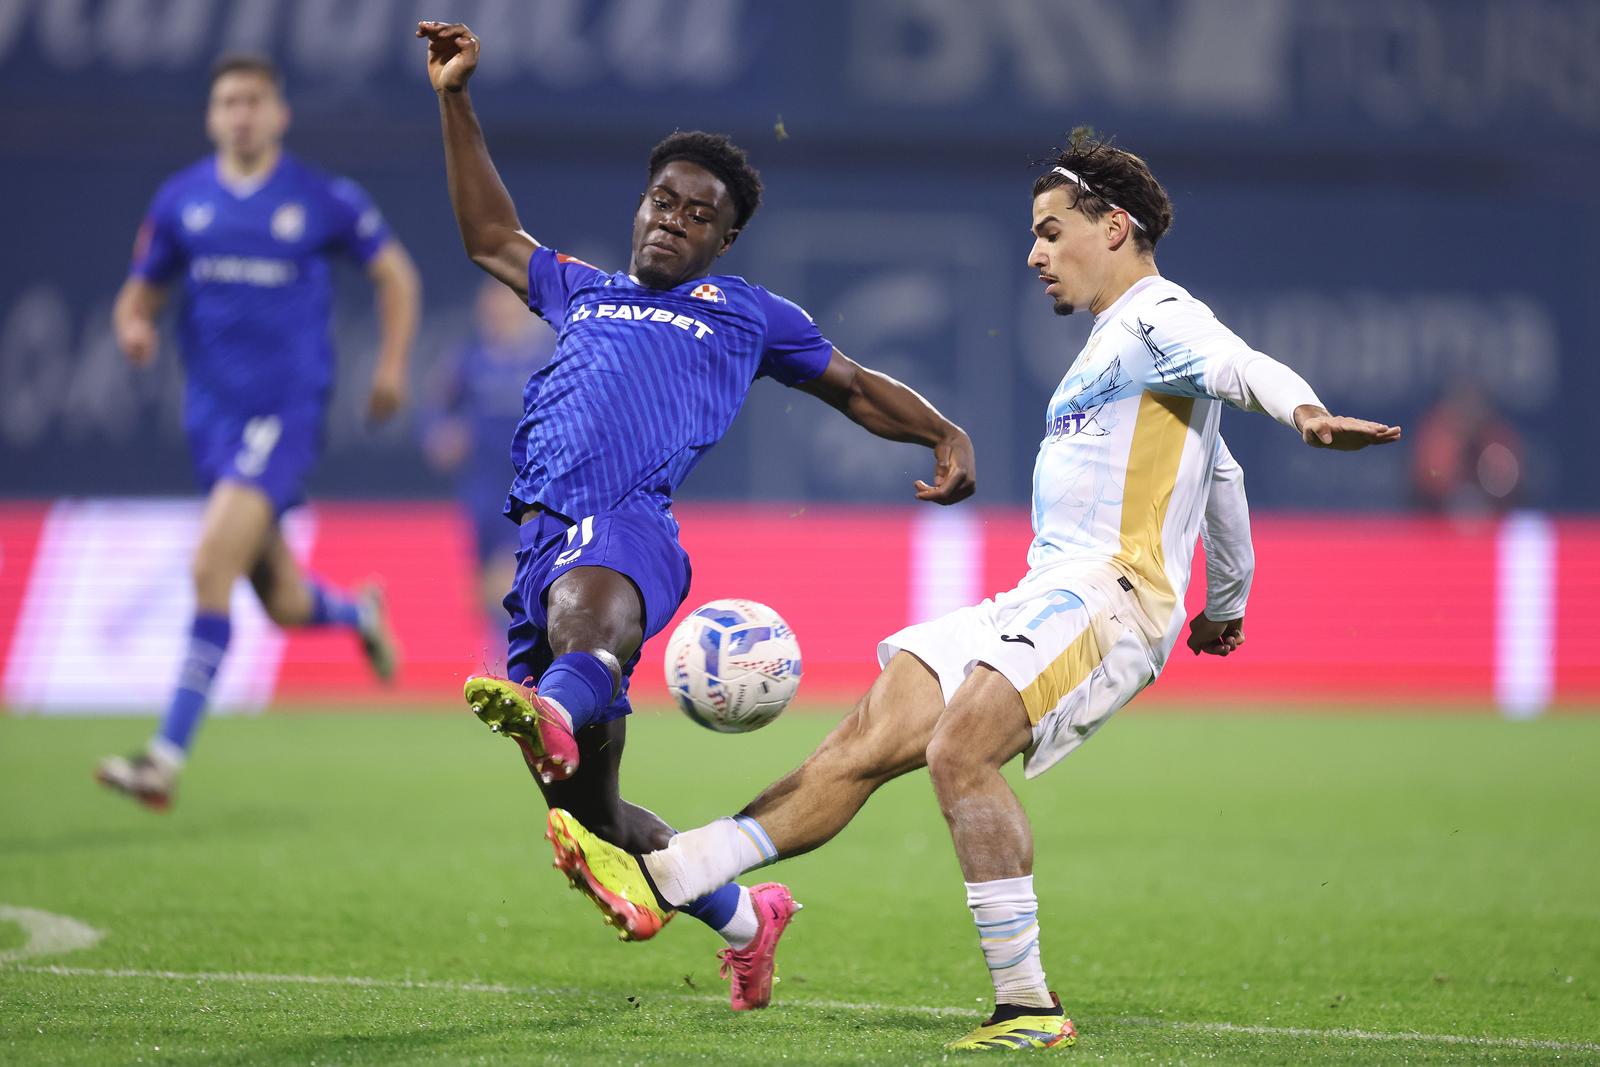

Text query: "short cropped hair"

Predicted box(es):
[209, 53, 283, 93]
[1032, 127, 1173, 252]
[647, 131, 763, 232]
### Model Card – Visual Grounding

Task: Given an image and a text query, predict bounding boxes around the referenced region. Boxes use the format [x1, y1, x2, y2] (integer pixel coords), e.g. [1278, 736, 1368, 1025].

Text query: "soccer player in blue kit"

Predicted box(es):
[417, 21, 977, 1008]
[95, 55, 422, 810]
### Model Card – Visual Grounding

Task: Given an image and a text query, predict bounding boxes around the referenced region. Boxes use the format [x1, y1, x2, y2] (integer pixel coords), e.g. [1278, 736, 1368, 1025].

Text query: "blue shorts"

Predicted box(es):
[503, 506, 693, 724]
[187, 404, 324, 516]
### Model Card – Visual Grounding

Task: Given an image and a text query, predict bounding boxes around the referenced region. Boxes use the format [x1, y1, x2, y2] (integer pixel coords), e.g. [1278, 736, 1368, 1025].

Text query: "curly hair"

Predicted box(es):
[647, 131, 764, 232]
[1032, 127, 1173, 251]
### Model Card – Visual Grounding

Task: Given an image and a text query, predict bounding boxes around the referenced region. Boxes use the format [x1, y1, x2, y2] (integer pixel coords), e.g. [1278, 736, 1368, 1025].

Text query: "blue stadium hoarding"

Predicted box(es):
[1, 0, 1595, 508]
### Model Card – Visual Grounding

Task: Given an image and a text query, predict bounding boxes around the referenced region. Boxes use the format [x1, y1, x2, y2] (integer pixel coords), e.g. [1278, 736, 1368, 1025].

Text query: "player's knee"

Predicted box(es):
[189, 549, 236, 603]
[547, 603, 636, 661]
[925, 725, 983, 796]
[546, 572, 643, 658]
[258, 592, 298, 627]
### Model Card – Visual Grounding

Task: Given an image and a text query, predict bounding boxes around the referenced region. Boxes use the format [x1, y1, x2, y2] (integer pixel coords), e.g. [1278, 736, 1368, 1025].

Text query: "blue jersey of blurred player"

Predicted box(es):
[417, 20, 976, 1009]
[421, 278, 555, 657]
[96, 55, 422, 811]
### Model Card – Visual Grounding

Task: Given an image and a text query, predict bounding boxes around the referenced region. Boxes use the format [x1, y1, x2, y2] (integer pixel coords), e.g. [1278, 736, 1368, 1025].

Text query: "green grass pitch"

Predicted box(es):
[2, 708, 1597, 1064]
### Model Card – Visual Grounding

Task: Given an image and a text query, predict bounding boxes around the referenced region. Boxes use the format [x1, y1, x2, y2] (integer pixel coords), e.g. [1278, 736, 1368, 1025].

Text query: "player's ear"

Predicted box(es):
[718, 227, 740, 256]
[1105, 211, 1132, 252]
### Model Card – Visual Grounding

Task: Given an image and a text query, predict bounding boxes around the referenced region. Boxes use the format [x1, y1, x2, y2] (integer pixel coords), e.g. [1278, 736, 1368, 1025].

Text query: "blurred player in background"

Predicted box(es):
[421, 277, 556, 660]
[416, 20, 975, 1009]
[553, 130, 1401, 1049]
[1411, 380, 1524, 514]
[96, 55, 421, 810]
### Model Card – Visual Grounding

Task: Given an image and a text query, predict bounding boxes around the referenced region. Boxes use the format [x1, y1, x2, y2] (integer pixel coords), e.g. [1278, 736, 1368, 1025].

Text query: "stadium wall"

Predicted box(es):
[2, 501, 1595, 715]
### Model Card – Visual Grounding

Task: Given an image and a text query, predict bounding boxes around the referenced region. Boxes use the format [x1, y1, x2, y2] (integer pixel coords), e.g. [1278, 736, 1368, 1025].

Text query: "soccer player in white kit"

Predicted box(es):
[544, 131, 1401, 1051]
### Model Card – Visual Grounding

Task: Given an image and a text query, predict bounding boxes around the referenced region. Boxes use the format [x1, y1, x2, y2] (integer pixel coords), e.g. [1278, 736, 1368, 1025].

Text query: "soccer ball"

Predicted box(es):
[664, 599, 802, 733]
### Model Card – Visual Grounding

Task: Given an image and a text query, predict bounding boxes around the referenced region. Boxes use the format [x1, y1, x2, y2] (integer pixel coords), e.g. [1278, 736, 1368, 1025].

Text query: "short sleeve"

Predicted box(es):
[327, 177, 391, 266]
[526, 246, 607, 326]
[130, 185, 184, 284]
[753, 288, 833, 386]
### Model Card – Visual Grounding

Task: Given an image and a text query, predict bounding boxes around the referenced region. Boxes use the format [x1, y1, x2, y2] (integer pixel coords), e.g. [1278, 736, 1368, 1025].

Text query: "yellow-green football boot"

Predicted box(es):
[947, 994, 1077, 1051]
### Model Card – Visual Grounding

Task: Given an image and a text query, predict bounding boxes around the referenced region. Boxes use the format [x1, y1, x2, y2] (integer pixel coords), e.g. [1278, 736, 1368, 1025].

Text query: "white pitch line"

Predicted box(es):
[0, 905, 103, 963]
[7, 962, 1598, 1054]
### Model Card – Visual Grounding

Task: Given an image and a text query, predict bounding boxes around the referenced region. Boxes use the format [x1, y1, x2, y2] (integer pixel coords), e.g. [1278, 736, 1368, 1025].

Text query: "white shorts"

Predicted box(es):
[878, 564, 1157, 778]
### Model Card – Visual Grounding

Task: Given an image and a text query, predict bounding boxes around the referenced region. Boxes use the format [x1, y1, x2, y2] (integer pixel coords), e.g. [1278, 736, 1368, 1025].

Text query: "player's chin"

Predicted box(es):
[638, 264, 693, 291]
[1051, 297, 1076, 317]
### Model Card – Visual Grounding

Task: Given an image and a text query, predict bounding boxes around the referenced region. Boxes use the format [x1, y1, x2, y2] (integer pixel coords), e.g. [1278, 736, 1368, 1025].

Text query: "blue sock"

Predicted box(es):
[156, 612, 231, 754]
[308, 580, 363, 629]
[536, 652, 615, 733]
[678, 882, 743, 931]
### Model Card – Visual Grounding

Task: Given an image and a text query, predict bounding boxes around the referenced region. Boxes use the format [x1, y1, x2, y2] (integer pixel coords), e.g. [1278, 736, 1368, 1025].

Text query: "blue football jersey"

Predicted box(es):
[509, 247, 834, 520]
[130, 152, 391, 415]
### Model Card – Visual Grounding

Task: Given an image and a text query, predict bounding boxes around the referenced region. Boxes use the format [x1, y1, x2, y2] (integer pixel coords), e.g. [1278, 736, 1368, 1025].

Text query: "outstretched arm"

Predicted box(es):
[417, 21, 535, 298]
[1143, 302, 1402, 450]
[1187, 436, 1252, 657]
[1225, 353, 1402, 450]
[797, 349, 976, 505]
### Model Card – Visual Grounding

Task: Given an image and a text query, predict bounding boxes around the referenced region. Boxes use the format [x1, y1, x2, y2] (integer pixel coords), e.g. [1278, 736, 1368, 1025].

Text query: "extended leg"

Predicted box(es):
[480, 563, 755, 943]
[640, 651, 946, 905]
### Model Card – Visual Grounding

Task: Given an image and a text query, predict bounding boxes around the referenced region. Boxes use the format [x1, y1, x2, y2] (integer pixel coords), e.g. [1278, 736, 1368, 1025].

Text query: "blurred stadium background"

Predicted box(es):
[1, 0, 1597, 717]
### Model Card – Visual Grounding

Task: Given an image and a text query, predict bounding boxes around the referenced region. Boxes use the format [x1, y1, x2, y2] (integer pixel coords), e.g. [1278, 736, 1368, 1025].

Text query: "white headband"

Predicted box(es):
[1052, 166, 1146, 232]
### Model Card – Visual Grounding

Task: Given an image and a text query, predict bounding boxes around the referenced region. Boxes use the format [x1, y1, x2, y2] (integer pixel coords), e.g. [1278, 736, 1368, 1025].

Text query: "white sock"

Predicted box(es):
[717, 886, 759, 949]
[642, 815, 777, 908]
[146, 737, 186, 773]
[966, 875, 1054, 1010]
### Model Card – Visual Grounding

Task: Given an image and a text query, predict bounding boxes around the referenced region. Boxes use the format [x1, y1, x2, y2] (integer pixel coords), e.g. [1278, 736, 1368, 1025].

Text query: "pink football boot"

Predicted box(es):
[464, 675, 580, 783]
[718, 882, 802, 1011]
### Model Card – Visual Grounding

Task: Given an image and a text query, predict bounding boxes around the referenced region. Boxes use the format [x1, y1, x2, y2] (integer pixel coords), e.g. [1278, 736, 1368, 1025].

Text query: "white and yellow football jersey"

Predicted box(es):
[1026, 274, 1281, 664]
[881, 274, 1316, 776]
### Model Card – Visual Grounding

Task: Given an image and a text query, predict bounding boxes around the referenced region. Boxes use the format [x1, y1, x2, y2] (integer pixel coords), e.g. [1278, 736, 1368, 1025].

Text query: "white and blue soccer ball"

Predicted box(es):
[664, 599, 802, 733]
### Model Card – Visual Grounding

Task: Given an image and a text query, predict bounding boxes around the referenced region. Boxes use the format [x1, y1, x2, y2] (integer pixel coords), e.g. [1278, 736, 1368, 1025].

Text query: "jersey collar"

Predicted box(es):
[213, 153, 283, 200]
[1090, 275, 1166, 335]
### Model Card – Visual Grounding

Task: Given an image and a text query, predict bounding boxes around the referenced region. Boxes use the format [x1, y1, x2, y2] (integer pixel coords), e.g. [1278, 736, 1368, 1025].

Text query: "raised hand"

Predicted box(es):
[1293, 405, 1402, 451]
[416, 21, 480, 93]
[915, 430, 977, 505]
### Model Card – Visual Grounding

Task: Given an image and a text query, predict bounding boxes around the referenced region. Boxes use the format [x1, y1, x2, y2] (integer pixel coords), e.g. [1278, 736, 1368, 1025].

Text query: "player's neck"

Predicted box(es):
[216, 145, 283, 189]
[1089, 261, 1160, 317]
